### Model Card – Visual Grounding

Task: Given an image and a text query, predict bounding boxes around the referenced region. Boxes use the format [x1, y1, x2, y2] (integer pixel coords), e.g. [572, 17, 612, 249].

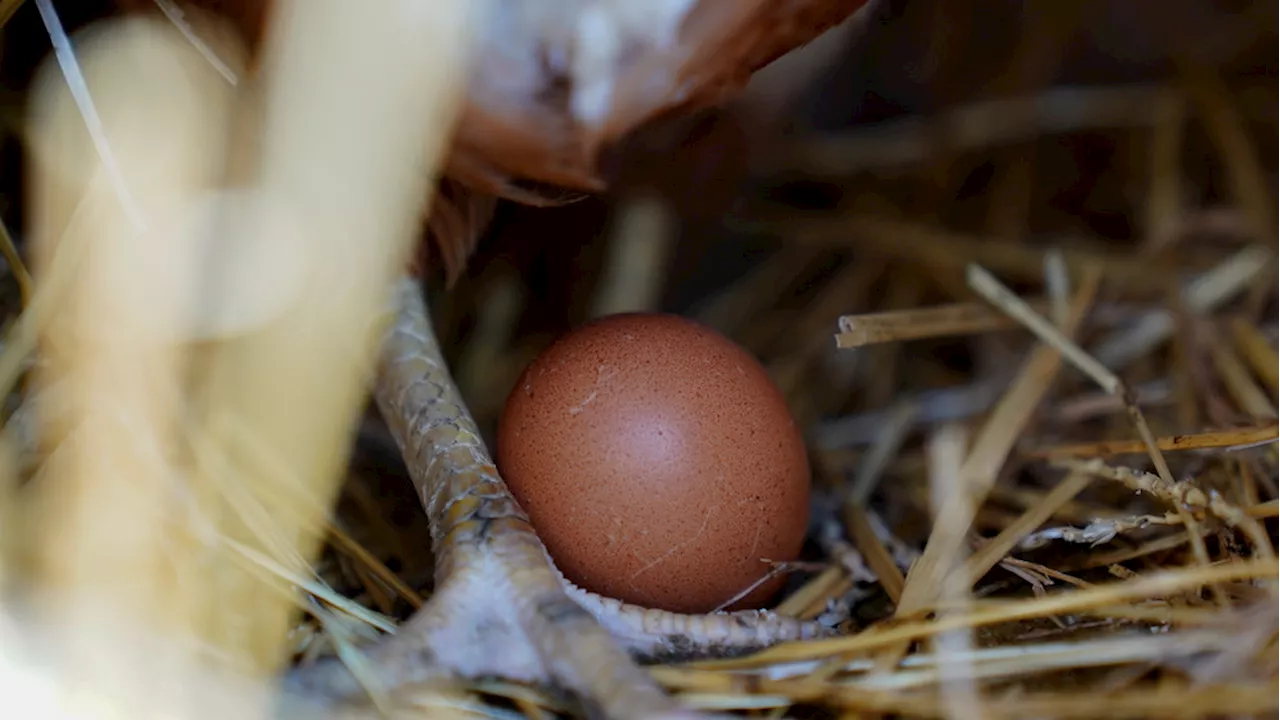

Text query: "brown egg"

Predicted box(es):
[496, 312, 810, 614]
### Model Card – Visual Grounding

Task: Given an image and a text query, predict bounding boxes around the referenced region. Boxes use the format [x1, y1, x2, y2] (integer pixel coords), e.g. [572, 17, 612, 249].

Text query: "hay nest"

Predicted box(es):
[0, 1, 1274, 718]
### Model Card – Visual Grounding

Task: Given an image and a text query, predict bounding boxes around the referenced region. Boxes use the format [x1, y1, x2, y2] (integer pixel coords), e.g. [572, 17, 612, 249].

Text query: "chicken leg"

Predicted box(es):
[284, 277, 833, 718]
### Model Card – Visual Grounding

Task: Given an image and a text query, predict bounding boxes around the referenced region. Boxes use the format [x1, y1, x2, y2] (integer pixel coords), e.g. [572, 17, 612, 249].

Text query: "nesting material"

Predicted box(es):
[0, 1, 1275, 719]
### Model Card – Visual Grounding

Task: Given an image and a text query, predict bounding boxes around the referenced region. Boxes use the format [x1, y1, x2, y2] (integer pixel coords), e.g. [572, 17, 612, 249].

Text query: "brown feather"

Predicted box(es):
[456, 0, 875, 191]
[419, 179, 500, 287]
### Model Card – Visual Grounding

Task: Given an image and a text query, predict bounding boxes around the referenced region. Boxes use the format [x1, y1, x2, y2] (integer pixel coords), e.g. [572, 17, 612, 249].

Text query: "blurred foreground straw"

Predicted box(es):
[1, 1, 473, 716]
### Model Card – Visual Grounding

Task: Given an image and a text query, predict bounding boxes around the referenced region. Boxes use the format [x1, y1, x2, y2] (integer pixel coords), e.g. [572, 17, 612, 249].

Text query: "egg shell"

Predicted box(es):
[496, 312, 810, 614]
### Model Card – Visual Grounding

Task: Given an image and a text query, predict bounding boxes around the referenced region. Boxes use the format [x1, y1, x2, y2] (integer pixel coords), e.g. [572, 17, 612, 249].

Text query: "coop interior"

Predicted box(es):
[0, 1, 1275, 719]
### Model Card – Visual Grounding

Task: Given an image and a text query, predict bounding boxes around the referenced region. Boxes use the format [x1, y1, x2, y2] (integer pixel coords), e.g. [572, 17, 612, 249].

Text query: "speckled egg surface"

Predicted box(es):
[495, 312, 810, 614]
